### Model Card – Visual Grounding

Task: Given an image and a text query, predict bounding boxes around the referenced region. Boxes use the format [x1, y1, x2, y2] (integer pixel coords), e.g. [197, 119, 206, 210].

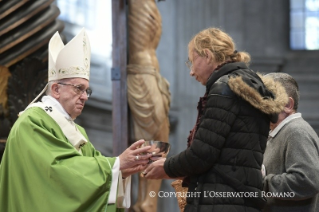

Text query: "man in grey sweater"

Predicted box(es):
[262, 72, 319, 212]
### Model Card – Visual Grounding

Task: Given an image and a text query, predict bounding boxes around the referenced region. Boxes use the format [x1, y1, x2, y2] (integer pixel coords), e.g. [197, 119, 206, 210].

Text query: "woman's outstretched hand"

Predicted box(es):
[142, 158, 170, 179]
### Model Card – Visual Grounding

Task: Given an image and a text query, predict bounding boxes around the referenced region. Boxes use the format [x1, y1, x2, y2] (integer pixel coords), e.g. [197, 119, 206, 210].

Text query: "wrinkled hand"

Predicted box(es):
[142, 158, 170, 179]
[122, 164, 148, 178]
[119, 139, 152, 170]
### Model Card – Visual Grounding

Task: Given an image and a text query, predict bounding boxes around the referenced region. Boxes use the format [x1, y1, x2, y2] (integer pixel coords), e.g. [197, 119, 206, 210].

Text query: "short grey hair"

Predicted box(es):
[266, 72, 300, 111]
[46, 78, 73, 95]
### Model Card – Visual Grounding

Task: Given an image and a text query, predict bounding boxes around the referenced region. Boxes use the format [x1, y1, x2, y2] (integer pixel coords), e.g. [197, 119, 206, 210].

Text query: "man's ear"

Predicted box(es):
[283, 97, 294, 113]
[51, 83, 60, 98]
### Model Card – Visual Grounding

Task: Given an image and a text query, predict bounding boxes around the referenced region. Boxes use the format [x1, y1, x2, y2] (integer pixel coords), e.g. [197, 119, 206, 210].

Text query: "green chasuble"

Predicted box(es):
[0, 107, 121, 212]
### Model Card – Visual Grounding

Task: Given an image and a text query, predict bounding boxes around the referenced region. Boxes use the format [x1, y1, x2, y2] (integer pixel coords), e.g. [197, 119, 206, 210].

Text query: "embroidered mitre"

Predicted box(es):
[22, 28, 91, 108]
[48, 28, 91, 81]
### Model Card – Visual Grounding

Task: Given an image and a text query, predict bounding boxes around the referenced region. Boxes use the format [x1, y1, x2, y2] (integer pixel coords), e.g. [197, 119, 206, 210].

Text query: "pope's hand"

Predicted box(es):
[122, 164, 148, 178]
[142, 158, 170, 179]
[119, 139, 152, 170]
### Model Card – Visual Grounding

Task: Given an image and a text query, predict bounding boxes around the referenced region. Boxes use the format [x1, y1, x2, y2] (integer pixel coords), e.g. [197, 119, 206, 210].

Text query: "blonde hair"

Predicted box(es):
[188, 28, 251, 64]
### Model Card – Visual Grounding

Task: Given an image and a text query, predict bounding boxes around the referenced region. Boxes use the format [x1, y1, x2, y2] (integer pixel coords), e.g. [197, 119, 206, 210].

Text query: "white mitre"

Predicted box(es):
[27, 28, 91, 106]
[49, 28, 91, 81]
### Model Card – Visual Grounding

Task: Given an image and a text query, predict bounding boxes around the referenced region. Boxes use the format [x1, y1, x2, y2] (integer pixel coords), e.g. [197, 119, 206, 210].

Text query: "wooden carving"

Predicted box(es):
[7, 58, 47, 124]
[127, 0, 171, 211]
[0, 0, 64, 160]
[0, 66, 11, 139]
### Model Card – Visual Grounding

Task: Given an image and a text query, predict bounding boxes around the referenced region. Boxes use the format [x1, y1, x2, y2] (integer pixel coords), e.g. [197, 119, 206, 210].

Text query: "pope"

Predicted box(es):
[0, 28, 151, 212]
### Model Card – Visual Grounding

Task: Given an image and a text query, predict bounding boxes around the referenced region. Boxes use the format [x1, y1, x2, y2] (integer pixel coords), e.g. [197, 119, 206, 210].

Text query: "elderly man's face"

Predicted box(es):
[57, 78, 89, 119]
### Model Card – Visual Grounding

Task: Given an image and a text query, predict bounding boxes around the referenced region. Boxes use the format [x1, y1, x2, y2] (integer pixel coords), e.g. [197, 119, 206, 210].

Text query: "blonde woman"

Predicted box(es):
[144, 27, 288, 212]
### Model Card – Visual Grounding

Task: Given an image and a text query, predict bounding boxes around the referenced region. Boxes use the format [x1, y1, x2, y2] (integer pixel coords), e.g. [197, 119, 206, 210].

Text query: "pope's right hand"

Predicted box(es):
[119, 139, 152, 170]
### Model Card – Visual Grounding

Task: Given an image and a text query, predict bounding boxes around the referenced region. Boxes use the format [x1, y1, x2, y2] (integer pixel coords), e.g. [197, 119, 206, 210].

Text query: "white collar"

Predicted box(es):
[269, 113, 302, 138]
[41, 95, 73, 120]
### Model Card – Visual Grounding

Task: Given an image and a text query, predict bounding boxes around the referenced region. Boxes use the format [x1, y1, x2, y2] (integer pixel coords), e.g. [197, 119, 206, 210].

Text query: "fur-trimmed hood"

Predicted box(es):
[228, 73, 288, 116]
[206, 62, 288, 123]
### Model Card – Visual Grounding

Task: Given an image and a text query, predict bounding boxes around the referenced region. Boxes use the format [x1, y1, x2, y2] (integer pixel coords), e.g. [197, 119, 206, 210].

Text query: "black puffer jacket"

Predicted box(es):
[164, 62, 287, 212]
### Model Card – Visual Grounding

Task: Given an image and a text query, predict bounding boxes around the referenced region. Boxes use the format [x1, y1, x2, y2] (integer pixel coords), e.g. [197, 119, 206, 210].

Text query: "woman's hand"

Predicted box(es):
[142, 158, 171, 179]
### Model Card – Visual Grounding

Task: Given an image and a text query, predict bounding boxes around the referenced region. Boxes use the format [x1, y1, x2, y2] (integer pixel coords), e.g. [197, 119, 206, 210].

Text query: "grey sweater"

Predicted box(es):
[263, 114, 319, 212]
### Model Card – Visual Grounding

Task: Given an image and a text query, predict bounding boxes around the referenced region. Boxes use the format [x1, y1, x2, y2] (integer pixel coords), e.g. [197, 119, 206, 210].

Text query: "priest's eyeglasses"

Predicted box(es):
[57, 83, 92, 98]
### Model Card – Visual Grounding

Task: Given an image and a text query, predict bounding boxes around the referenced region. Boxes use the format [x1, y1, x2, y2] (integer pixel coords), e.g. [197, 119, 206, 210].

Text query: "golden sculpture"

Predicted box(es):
[127, 0, 170, 211]
[0, 66, 11, 114]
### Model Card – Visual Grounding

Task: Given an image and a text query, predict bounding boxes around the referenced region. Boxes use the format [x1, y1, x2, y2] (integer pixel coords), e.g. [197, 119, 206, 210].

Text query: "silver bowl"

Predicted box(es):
[142, 140, 170, 158]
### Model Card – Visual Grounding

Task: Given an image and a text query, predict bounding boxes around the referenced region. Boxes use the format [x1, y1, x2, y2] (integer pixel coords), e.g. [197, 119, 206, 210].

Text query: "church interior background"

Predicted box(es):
[1, 0, 319, 211]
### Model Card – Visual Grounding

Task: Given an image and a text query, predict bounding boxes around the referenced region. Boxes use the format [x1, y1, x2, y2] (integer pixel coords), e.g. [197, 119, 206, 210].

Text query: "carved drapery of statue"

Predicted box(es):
[127, 0, 171, 211]
[0, 0, 64, 162]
